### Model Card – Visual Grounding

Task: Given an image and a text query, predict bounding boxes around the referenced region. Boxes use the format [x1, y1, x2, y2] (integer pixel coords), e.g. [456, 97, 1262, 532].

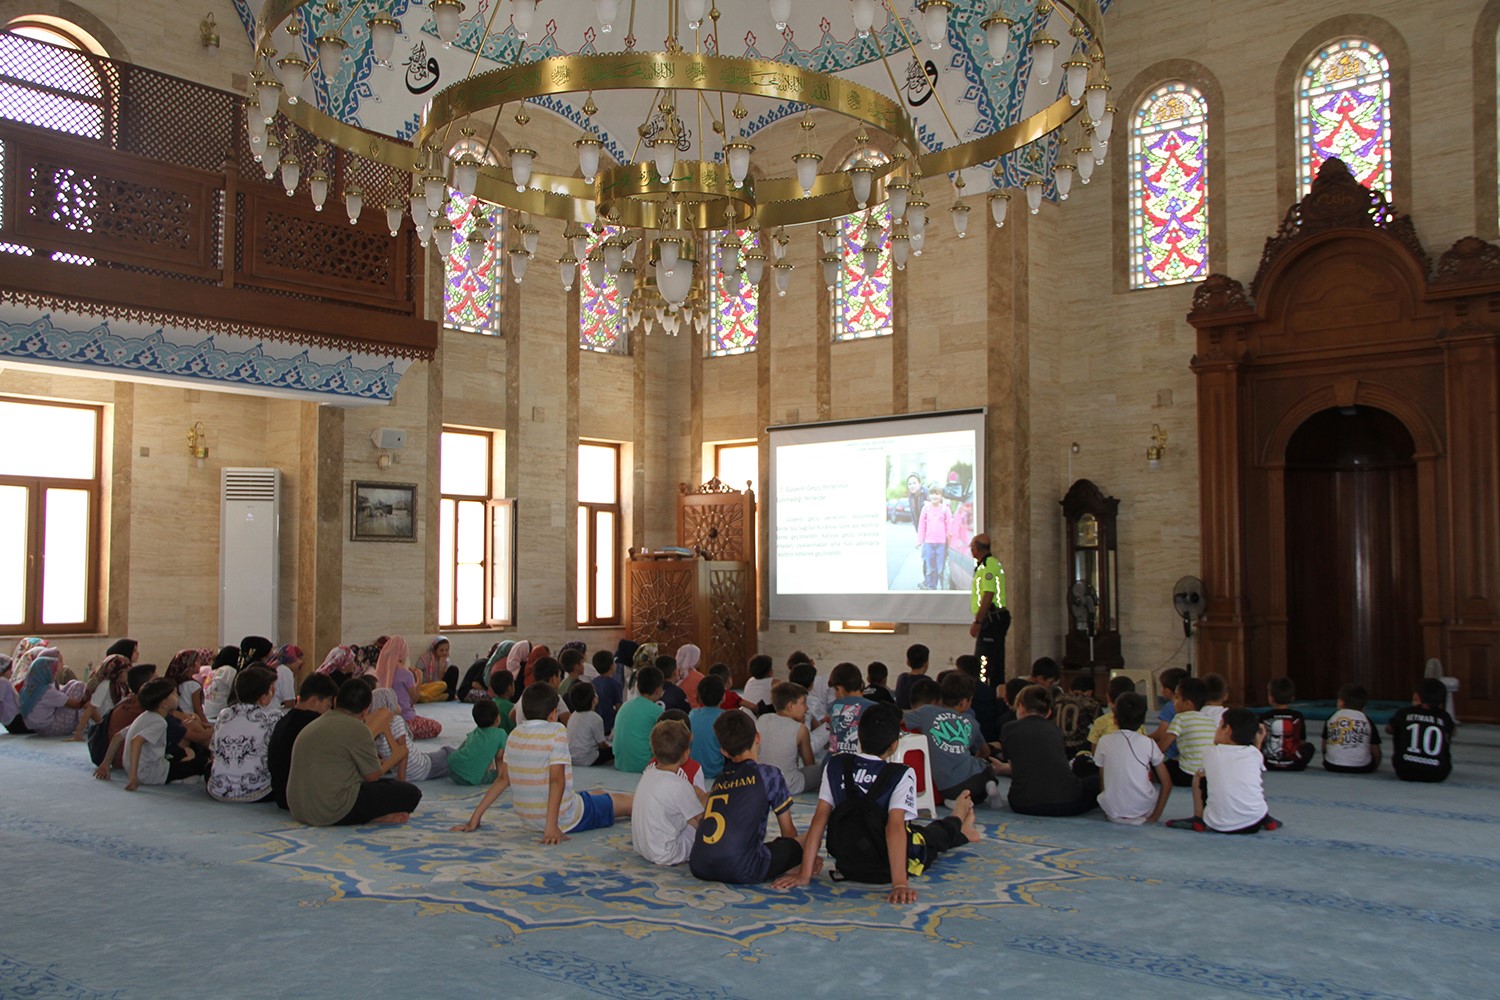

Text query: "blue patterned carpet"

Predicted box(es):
[3, 704, 1496, 999]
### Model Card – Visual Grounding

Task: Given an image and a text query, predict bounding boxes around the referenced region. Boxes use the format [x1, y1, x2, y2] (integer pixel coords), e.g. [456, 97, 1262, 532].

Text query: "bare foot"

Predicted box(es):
[951, 790, 983, 843]
[370, 812, 410, 825]
[66, 733, 86, 742]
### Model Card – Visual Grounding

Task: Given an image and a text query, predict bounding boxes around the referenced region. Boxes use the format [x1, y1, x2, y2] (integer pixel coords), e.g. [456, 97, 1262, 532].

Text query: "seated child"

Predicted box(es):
[688, 676, 727, 782]
[557, 647, 586, 700]
[457, 656, 491, 704]
[591, 652, 625, 733]
[1200, 673, 1228, 724]
[656, 654, 691, 714]
[742, 655, 775, 714]
[908, 672, 1002, 804]
[448, 699, 508, 785]
[902, 676, 942, 731]
[707, 663, 742, 711]
[95, 679, 208, 790]
[1387, 678, 1455, 783]
[1000, 685, 1100, 816]
[826, 662, 874, 755]
[1052, 673, 1102, 758]
[1094, 693, 1171, 825]
[1167, 708, 1281, 834]
[1149, 667, 1190, 763]
[91, 664, 159, 772]
[894, 644, 930, 710]
[1087, 675, 1141, 750]
[1322, 683, 1381, 774]
[452, 683, 633, 843]
[1260, 677, 1314, 771]
[775, 703, 980, 904]
[514, 658, 569, 725]
[993, 676, 1030, 744]
[1028, 656, 1061, 691]
[757, 682, 820, 794]
[371, 688, 453, 781]
[207, 666, 283, 803]
[631, 719, 708, 866]
[657, 709, 707, 790]
[567, 682, 612, 767]
[1156, 676, 1216, 787]
[613, 666, 665, 773]
[488, 670, 517, 734]
[789, 657, 829, 742]
[688, 711, 807, 885]
[863, 661, 895, 705]
[267, 673, 338, 809]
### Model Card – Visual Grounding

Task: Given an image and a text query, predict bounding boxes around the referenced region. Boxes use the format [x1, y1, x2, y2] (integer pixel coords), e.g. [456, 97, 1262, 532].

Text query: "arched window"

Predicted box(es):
[707, 228, 758, 356]
[443, 196, 504, 335]
[1298, 39, 1391, 197]
[0, 18, 113, 140]
[580, 225, 627, 354]
[1129, 82, 1209, 289]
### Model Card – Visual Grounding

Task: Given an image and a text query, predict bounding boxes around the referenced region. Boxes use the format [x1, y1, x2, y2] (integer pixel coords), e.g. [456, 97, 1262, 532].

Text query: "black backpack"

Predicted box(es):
[87, 707, 114, 766]
[825, 760, 905, 883]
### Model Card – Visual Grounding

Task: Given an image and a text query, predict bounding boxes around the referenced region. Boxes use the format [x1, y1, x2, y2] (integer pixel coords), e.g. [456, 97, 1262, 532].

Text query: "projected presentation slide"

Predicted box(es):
[768, 410, 984, 624]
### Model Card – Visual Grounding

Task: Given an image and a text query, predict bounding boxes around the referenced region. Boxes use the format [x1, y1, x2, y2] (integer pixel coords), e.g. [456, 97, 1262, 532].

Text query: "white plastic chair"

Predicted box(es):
[897, 732, 939, 819]
[1424, 658, 1460, 723]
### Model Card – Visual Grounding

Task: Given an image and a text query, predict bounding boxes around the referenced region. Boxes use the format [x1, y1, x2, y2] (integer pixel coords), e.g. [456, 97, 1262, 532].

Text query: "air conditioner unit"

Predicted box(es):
[220, 467, 281, 647]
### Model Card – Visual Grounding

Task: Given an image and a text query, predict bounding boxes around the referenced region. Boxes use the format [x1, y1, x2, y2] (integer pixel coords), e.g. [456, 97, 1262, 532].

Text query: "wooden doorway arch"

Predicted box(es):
[1187, 159, 1500, 722]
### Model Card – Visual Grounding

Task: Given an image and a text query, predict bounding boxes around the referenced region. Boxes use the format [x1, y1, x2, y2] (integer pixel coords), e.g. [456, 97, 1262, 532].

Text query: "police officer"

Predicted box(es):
[969, 533, 1010, 684]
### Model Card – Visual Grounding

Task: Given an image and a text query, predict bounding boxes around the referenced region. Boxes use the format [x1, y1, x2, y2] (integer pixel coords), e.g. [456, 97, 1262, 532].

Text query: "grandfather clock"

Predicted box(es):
[1061, 479, 1123, 681]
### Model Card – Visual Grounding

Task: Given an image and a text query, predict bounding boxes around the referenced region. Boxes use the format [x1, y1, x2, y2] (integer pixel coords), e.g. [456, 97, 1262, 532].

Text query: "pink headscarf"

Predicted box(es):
[317, 645, 357, 676]
[375, 635, 410, 689]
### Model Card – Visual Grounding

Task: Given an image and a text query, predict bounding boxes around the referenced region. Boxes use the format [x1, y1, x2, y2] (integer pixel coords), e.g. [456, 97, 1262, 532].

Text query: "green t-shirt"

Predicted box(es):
[612, 697, 664, 773]
[287, 710, 379, 827]
[492, 697, 516, 734]
[447, 724, 508, 786]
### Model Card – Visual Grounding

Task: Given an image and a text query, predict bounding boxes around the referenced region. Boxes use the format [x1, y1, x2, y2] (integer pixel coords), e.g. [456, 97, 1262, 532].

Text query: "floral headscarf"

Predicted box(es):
[317, 645, 358, 676]
[10, 638, 51, 688]
[632, 643, 658, 672]
[91, 654, 134, 704]
[483, 640, 515, 686]
[18, 649, 61, 717]
[165, 649, 211, 689]
[415, 636, 449, 684]
[267, 644, 304, 669]
[375, 636, 410, 690]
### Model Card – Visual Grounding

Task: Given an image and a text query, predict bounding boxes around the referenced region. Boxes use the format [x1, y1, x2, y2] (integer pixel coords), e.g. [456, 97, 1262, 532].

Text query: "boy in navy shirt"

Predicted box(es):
[689, 710, 811, 885]
[1387, 678, 1455, 783]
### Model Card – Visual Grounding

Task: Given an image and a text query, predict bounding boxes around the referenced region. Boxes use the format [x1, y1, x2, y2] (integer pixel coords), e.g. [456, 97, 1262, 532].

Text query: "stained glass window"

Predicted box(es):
[1129, 83, 1209, 289]
[443, 196, 504, 335]
[832, 207, 894, 341]
[580, 226, 627, 354]
[707, 229, 758, 356]
[1298, 39, 1391, 198]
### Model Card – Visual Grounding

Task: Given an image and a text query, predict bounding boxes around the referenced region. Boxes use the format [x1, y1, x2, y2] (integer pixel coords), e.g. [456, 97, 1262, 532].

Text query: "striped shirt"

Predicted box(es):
[1167, 709, 1218, 773]
[506, 720, 584, 833]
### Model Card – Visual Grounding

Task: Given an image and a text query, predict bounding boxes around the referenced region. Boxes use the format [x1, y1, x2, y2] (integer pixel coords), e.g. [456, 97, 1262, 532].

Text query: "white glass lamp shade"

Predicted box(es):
[988, 190, 1010, 228]
[820, 253, 840, 289]
[275, 56, 308, 102]
[300, 70, 317, 106]
[721, 239, 741, 275]
[1030, 34, 1059, 86]
[369, 15, 399, 64]
[1025, 178, 1045, 214]
[773, 261, 793, 296]
[256, 77, 282, 122]
[385, 201, 404, 236]
[658, 238, 681, 270]
[510, 249, 530, 282]
[861, 238, 880, 272]
[586, 253, 606, 288]
[852, 0, 877, 36]
[415, 228, 430, 248]
[653, 138, 677, 184]
[685, 0, 708, 29]
[434, 220, 457, 255]
[772, 228, 790, 260]
[571, 232, 589, 261]
[595, 0, 620, 32]
[724, 267, 742, 298]
[907, 199, 929, 238]
[1095, 106, 1116, 146]
[819, 227, 839, 254]
[983, 14, 1013, 65]
[575, 135, 602, 182]
[617, 263, 637, 300]
[793, 151, 822, 196]
[509, 147, 536, 191]
[1075, 148, 1095, 183]
[950, 199, 971, 238]
[246, 106, 267, 144]
[849, 162, 874, 209]
[658, 260, 695, 305]
[261, 137, 282, 178]
[522, 224, 540, 255]
[1085, 83, 1109, 123]
[409, 190, 429, 221]
[316, 34, 347, 80]
[1053, 163, 1074, 200]
[910, 229, 925, 255]
[432, 0, 466, 44]
[919, 1, 952, 50]
[422, 174, 446, 213]
[769, 0, 792, 31]
[744, 251, 767, 284]
[558, 254, 578, 292]
[309, 170, 330, 211]
[474, 215, 495, 242]
[512, 0, 537, 39]
[726, 140, 753, 187]
[1063, 59, 1089, 105]
[453, 156, 479, 198]
[603, 239, 625, 274]
[887, 179, 910, 220]
[891, 232, 911, 269]
[280, 155, 301, 196]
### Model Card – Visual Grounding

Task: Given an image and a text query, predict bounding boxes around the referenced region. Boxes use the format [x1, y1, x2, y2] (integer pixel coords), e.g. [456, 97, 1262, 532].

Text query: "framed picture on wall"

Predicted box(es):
[351, 481, 417, 542]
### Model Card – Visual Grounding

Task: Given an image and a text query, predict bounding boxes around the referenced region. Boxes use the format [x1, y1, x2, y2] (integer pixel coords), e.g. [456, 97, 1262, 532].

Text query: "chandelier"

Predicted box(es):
[246, 1, 1112, 337]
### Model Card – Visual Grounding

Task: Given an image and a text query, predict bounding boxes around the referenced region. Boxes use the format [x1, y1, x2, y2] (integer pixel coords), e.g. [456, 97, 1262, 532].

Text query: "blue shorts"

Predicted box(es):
[568, 790, 615, 833]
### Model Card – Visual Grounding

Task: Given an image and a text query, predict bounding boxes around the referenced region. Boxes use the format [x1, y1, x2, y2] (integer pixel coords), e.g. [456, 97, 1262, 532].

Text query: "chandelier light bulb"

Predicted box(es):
[726, 139, 754, 188]
[386, 201, 404, 236]
[513, 0, 538, 39]
[769, 0, 792, 31]
[509, 147, 535, 191]
[919, 1, 952, 51]
[861, 237, 880, 273]
[571, 231, 589, 261]
[308, 170, 330, 211]
[595, 0, 620, 32]
[1025, 178, 1045, 214]
[684, 0, 708, 29]
[280, 155, 301, 196]
[721, 239, 741, 275]
[576, 134, 602, 182]
[851, 0, 877, 37]
[1030, 33, 1060, 86]
[1053, 162, 1074, 200]
[819, 226, 839, 255]
[369, 15, 400, 65]
[988, 190, 1010, 228]
[432, 0, 466, 44]
[510, 248, 530, 282]
[820, 254, 841, 289]
[773, 261, 793, 296]
[982, 14, 1014, 65]
[1085, 83, 1109, 123]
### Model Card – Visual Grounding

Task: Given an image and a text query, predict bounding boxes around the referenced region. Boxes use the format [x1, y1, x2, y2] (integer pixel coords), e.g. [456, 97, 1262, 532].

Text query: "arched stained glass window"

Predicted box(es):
[580, 225, 627, 354]
[443, 196, 504, 335]
[1129, 83, 1209, 289]
[707, 229, 758, 356]
[833, 208, 894, 341]
[1298, 39, 1391, 197]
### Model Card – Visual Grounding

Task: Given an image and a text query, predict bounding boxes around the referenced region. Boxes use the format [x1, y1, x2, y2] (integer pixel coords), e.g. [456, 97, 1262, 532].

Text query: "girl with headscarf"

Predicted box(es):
[165, 649, 213, 724]
[369, 688, 453, 781]
[10, 637, 52, 688]
[19, 649, 98, 738]
[376, 636, 442, 740]
[202, 645, 243, 722]
[674, 644, 704, 708]
[1, 655, 28, 734]
[522, 644, 550, 692]
[473, 639, 515, 697]
[504, 640, 532, 690]
[87, 654, 134, 715]
[413, 636, 457, 703]
[266, 644, 303, 708]
[625, 642, 657, 701]
[315, 645, 358, 684]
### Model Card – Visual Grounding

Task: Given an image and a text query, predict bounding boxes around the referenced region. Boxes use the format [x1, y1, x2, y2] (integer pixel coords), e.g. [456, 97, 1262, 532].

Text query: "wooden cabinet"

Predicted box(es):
[1061, 478, 1123, 679]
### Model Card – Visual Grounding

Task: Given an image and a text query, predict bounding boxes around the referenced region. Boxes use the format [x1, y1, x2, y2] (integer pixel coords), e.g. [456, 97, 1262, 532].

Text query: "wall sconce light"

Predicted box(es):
[200, 13, 221, 49]
[1147, 423, 1167, 469]
[188, 421, 209, 467]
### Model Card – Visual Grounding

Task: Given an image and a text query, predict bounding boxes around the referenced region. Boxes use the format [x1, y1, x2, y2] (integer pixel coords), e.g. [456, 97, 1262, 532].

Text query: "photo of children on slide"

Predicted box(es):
[885, 454, 975, 591]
